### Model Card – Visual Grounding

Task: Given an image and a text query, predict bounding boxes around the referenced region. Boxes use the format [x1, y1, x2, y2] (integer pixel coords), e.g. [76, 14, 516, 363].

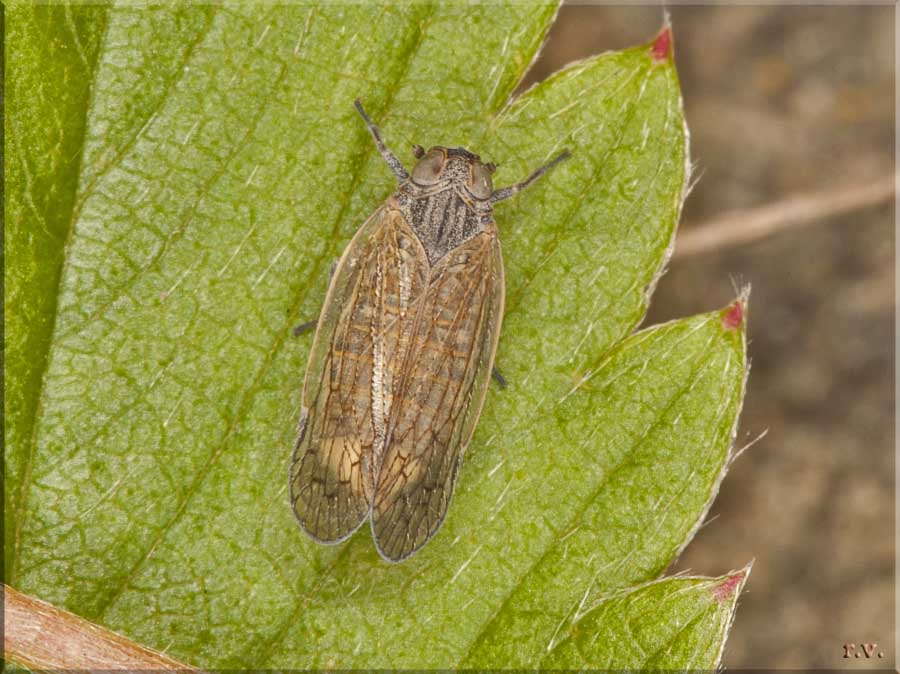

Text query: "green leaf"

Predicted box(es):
[460, 307, 748, 668]
[540, 567, 752, 670]
[4, 0, 110, 581]
[7, 3, 750, 669]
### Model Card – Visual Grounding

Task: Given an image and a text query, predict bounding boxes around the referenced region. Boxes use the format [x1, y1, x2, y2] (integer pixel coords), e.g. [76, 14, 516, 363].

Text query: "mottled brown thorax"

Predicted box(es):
[393, 186, 493, 267]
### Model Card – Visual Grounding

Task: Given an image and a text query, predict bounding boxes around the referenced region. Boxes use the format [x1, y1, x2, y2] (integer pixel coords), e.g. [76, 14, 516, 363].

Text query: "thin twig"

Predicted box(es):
[3, 583, 202, 671]
[675, 174, 896, 258]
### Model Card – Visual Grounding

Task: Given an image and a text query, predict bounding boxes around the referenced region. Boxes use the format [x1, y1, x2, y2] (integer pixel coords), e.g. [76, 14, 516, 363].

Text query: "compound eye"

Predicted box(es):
[468, 162, 494, 200]
[411, 149, 446, 186]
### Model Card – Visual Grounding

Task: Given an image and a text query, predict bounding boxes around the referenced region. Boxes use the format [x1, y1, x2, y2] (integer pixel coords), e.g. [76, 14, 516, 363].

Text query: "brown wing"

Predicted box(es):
[290, 205, 429, 543]
[371, 227, 504, 561]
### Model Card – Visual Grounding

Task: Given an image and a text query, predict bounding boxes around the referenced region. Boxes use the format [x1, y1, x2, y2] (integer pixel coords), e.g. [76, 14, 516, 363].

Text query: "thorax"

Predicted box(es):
[391, 184, 494, 266]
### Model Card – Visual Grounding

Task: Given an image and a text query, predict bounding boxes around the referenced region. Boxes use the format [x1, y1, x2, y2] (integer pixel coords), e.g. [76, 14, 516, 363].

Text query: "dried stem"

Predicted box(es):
[3, 583, 202, 671]
[675, 174, 895, 258]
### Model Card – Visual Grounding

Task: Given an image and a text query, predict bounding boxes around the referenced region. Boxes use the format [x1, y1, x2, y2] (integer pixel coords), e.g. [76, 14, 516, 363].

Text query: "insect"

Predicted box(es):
[290, 99, 569, 561]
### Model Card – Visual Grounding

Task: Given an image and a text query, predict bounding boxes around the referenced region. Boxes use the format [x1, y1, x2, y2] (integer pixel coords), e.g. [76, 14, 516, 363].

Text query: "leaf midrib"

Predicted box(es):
[9, 3, 112, 585]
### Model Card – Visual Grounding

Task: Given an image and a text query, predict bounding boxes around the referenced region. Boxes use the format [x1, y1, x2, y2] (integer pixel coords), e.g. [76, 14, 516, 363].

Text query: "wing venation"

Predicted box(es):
[372, 228, 504, 561]
[290, 206, 429, 543]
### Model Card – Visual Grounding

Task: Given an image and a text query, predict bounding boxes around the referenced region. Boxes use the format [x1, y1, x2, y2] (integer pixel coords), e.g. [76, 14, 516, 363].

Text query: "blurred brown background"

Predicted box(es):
[522, 4, 895, 670]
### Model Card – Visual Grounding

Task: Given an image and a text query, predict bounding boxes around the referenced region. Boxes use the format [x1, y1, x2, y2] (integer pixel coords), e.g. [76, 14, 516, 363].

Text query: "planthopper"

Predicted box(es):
[290, 100, 569, 562]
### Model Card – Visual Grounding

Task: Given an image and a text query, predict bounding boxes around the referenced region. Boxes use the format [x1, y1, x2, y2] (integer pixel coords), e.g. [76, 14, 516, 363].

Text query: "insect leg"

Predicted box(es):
[354, 99, 409, 181]
[490, 150, 571, 203]
[292, 318, 318, 336]
[491, 366, 508, 389]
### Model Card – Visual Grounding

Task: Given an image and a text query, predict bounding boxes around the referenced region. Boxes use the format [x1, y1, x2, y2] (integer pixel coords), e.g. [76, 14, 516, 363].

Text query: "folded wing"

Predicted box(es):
[372, 229, 504, 561]
[291, 206, 429, 543]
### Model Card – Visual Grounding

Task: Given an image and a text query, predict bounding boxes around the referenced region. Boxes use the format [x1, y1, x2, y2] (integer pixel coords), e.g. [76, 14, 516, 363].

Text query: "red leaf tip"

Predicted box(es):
[712, 569, 747, 603]
[650, 25, 672, 63]
[722, 300, 744, 331]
